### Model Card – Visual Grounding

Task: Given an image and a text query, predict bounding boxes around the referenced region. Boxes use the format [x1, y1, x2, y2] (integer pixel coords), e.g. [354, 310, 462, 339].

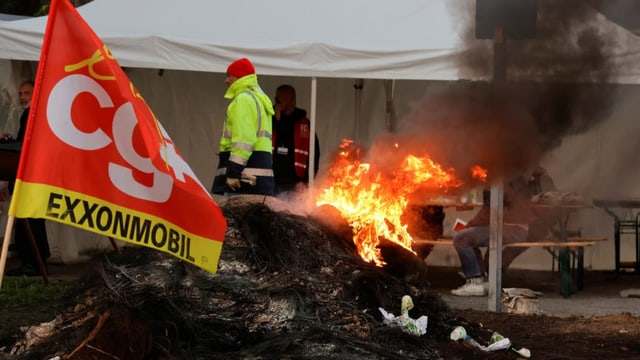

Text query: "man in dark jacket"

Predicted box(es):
[272, 85, 320, 195]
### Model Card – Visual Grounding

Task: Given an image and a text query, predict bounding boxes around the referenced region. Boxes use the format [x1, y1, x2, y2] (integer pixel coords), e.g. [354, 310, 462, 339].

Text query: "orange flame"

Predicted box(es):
[471, 165, 488, 182]
[316, 140, 463, 266]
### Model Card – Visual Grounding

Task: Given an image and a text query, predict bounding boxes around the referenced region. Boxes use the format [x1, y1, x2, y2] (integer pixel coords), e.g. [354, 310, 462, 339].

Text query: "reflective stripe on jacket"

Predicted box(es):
[292, 117, 312, 178]
[212, 152, 275, 195]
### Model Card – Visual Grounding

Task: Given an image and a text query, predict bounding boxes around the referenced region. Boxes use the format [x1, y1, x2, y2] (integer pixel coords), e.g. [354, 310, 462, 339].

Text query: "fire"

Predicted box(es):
[316, 140, 464, 266]
[471, 165, 488, 182]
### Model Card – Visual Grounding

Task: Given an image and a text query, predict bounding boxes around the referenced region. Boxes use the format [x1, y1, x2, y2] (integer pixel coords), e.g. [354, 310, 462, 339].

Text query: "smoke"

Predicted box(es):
[586, 0, 640, 35]
[366, 0, 622, 184]
[362, 82, 545, 188]
[507, 0, 617, 83]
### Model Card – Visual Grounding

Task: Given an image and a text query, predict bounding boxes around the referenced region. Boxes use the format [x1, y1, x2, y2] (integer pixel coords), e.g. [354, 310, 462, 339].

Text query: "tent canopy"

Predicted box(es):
[1, 1, 639, 83]
[0, 0, 490, 80]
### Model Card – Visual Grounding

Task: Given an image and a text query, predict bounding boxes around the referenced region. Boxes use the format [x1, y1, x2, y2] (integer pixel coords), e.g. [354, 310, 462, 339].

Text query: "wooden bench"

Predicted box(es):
[413, 236, 607, 298]
[413, 237, 606, 247]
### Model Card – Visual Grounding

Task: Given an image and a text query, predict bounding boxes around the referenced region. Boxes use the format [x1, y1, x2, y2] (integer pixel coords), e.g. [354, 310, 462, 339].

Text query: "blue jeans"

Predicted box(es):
[453, 225, 528, 278]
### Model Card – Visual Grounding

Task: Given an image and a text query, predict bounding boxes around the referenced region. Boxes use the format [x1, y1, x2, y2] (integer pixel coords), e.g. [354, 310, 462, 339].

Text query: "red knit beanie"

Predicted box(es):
[226, 57, 255, 78]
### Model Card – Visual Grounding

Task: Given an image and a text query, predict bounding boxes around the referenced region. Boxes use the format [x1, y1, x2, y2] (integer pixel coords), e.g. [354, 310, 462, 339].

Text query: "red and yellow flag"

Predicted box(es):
[9, 0, 227, 274]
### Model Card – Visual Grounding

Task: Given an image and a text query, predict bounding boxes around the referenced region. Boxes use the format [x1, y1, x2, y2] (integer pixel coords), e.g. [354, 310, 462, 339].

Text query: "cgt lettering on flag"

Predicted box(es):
[47, 73, 207, 202]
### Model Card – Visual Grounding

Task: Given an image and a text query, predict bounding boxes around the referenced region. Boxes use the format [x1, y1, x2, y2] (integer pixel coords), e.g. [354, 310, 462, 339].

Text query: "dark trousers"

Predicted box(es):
[453, 225, 528, 278]
[14, 218, 50, 265]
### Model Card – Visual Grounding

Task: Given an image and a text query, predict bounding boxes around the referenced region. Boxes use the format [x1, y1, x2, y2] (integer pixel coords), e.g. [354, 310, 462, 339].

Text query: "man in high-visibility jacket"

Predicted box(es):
[212, 58, 275, 196]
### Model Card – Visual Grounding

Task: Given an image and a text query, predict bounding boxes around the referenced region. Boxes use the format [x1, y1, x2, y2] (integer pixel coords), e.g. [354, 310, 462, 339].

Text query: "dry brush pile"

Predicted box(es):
[1, 200, 489, 360]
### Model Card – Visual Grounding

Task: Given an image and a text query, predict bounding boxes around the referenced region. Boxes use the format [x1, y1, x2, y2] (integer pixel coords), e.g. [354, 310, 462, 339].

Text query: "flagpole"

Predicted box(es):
[0, 216, 16, 290]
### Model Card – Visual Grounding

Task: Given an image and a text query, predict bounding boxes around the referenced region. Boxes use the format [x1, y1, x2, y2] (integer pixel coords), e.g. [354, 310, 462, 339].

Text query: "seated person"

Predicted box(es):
[451, 168, 557, 297]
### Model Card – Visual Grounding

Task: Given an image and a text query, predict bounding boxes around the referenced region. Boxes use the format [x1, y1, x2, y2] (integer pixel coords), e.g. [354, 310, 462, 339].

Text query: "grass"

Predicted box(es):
[0, 277, 73, 307]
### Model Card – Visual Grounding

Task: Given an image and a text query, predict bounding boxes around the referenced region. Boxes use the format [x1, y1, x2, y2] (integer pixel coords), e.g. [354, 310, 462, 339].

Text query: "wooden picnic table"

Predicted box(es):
[414, 200, 605, 298]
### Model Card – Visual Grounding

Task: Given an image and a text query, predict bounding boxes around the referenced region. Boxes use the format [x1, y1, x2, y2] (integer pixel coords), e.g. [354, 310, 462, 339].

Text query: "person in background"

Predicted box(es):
[211, 57, 275, 196]
[5, 80, 51, 276]
[272, 85, 320, 195]
[2, 80, 35, 142]
[450, 168, 558, 296]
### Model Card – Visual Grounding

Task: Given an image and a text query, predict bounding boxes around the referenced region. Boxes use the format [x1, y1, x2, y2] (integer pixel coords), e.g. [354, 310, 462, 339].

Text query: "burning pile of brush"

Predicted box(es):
[2, 199, 500, 359]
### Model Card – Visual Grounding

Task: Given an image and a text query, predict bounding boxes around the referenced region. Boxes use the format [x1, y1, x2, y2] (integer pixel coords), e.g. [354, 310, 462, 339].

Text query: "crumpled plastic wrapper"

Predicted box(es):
[491, 331, 531, 358]
[450, 327, 531, 358]
[502, 288, 544, 314]
[620, 288, 640, 298]
[378, 295, 428, 336]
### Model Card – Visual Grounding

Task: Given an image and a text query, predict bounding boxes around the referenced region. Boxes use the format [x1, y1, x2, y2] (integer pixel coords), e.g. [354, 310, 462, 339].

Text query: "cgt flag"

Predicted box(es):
[9, 0, 227, 274]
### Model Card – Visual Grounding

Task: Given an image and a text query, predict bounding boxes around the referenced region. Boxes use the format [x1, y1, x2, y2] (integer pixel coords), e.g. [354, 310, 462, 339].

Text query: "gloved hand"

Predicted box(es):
[241, 174, 257, 186]
[226, 177, 241, 191]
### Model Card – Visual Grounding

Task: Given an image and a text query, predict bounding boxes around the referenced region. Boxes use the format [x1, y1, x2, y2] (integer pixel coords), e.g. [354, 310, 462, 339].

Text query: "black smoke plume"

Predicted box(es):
[368, 0, 624, 185]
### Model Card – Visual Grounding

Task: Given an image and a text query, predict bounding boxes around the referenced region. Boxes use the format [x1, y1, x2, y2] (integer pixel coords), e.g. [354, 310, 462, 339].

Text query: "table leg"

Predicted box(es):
[614, 219, 621, 273]
[559, 247, 571, 298]
[577, 247, 584, 291]
[635, 216, 640, 273]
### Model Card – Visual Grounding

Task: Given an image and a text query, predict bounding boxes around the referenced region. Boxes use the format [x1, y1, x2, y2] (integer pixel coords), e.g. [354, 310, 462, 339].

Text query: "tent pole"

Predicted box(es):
[488, 26, 507, 313]
[309, 77, 317, 188]
[354, 79, 363, 142]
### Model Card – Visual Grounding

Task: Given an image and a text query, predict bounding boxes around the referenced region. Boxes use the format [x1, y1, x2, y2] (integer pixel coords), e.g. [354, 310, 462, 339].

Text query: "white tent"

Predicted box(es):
[0, 0, 639, 273]
[0, 0, 490, 80]
[0, 0, 638, 82]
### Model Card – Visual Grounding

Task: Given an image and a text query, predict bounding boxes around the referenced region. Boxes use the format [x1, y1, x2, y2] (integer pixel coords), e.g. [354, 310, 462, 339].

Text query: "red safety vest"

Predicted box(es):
[273, 117, 311, 179]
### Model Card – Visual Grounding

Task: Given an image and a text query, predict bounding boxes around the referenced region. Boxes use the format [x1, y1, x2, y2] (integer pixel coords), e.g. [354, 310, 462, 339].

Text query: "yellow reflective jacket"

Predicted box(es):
[220, 74, 274, 165]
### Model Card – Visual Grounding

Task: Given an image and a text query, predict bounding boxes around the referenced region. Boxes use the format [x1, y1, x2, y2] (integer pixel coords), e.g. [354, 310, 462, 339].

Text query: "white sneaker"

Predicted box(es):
[451, 278, 488, 297]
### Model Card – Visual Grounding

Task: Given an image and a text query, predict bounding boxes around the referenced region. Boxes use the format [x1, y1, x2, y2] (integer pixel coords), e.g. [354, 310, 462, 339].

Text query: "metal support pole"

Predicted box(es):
[309, 77, 318, 187]
[488, 26, 507, 312]
[353, 79, 364, 142]
[488, 180, 504, 311]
